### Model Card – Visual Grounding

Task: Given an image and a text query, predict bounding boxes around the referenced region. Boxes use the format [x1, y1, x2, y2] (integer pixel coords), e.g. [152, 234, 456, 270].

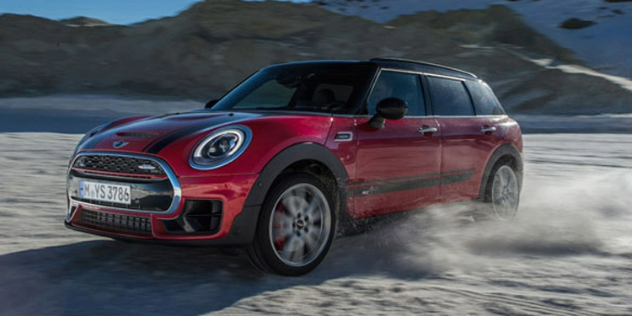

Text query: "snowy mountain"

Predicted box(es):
[1, 0, 630, 114]
[318, 0, 632, 78]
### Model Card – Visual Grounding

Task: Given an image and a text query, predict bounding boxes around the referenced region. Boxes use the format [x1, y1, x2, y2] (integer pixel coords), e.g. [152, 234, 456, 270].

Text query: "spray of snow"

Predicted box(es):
[329, 135, 632, 278]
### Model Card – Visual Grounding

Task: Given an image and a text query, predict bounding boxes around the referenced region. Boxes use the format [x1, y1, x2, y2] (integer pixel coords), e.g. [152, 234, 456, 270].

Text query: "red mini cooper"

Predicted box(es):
[66, 58, 523, 275]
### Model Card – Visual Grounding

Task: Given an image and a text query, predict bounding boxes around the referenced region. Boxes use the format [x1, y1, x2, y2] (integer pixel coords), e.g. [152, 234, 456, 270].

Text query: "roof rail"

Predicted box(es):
[369, 58, 477, 78]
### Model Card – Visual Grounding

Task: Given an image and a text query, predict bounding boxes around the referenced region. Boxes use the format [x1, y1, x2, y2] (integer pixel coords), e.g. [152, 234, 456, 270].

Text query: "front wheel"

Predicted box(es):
[247, 173, 336, 276]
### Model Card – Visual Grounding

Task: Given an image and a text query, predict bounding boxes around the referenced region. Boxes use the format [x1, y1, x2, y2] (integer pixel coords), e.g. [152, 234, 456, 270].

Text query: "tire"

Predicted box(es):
[477, 163, 520, 222]
[247, 173, 336, 276]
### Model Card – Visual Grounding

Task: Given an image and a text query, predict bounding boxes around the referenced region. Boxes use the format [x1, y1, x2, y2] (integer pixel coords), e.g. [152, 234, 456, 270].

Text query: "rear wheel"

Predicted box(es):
[477, 163, 520, 221]
[247, 173, 335, 276]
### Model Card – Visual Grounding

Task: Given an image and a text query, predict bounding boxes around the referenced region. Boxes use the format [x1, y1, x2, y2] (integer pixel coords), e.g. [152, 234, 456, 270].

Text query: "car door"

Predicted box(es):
[351, 70, 441, 218]
[426, 75, 502, 202]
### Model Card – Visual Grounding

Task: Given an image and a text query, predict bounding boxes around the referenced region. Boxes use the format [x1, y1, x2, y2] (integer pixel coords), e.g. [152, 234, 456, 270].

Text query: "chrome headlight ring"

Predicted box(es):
[189, 125, 252, 170]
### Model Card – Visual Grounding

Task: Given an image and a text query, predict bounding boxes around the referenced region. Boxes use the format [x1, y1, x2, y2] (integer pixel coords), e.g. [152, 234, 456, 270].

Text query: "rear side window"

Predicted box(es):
[464, 80, 506, 115]
[427, 76, 474, 116]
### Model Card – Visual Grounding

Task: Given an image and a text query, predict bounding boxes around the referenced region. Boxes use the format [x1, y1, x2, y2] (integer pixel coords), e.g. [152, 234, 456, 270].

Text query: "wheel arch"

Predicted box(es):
[478, 143, 523, 200]
[244, 143, 349, 211]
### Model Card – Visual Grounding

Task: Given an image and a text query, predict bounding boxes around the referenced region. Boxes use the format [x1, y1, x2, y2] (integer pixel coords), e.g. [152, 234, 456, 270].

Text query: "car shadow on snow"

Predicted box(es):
[0, 221, 441, 316]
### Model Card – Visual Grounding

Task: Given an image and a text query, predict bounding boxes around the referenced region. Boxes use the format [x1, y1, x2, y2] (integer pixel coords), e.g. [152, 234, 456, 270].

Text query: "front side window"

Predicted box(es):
[366, 71, 425, 116]
[428, 76, 474, 116]
[211, 64, 374, 115]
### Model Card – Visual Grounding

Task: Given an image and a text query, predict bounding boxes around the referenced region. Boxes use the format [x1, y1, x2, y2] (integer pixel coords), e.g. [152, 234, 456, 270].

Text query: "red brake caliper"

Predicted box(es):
[273, 203, 287, 250]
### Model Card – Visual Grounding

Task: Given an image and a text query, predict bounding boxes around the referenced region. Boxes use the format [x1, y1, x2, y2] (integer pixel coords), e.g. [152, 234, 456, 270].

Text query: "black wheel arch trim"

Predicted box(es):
[478, 143, 523, 200]
[243, 142, 349, 209]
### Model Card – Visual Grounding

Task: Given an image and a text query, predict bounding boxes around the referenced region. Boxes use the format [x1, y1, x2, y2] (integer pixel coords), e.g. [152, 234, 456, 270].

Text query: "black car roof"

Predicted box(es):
[268, 58, 477, 80]
[369, 58, 477, 80]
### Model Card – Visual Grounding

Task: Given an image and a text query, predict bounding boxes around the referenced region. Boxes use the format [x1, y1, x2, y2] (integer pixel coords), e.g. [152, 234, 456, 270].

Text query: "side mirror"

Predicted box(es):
[205, 99, 219, 109]
[368, 98, 408, 129]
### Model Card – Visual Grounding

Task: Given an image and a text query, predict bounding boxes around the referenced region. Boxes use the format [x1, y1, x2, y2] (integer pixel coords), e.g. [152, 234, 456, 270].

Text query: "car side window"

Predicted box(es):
[464, 80, 506, 115]
[367, 71, 425, 116]
[428, 76, 474, 116]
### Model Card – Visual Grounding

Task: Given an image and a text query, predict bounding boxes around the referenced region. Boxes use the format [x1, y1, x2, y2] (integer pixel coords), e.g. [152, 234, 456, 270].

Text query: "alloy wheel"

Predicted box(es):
[491, 165, 519, 221]
[268, 183, 332, 267]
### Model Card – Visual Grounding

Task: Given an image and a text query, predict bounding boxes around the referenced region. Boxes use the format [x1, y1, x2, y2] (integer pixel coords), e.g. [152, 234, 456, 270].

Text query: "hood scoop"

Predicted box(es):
[115, 132, 159, 138]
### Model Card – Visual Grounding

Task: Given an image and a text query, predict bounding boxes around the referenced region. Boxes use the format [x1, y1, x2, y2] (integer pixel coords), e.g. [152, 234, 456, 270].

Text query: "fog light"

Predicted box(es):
[162, 200, 222, 234]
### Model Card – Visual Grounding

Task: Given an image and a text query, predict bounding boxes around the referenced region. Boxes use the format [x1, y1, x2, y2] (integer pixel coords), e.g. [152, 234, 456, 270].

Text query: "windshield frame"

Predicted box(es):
[209, 61, 378, 115]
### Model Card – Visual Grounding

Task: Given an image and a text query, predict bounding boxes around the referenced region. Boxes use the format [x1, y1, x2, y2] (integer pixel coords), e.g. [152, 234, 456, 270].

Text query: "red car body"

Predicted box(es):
[66, 58, 523, 275]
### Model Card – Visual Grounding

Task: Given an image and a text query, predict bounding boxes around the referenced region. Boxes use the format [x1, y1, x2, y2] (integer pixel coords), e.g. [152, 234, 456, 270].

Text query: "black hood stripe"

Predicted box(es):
[144, 121, 214, 154]
[143, 114, 253, 154]
[141, 124, 196, 153]
[140, 115, 219, 153]
[141, 130, 177, 153]
[77, 112, 260, 154]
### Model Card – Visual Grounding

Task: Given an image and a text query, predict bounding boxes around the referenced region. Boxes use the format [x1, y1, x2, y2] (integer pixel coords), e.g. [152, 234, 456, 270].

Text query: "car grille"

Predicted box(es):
[69, 153, 179, 214]
[81, 209, 152, 235]
[73, 155, 165, 176]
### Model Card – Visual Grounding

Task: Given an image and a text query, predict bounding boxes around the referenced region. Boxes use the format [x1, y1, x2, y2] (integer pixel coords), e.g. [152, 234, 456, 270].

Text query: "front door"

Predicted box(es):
[351, 70, 441, 218]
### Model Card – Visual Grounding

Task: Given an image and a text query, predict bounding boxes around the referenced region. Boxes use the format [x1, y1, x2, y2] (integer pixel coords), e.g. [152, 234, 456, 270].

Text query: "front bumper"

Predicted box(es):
[66, 152, 260, 246]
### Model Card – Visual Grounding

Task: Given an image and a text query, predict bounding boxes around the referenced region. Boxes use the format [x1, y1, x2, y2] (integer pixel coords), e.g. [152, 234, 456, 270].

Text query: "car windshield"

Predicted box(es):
[210, 63, 375, 115]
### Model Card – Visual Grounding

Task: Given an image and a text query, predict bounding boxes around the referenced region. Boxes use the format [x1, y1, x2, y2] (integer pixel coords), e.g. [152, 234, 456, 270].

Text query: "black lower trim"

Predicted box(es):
[441, 172, 474, 186]
[80, 209, 152, 235]
[65, 205, 260, 247]
[349, 169, 474, 197]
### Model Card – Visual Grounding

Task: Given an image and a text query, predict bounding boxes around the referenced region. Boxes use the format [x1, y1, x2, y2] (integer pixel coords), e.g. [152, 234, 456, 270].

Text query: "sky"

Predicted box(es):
[0, 0, 311, 25]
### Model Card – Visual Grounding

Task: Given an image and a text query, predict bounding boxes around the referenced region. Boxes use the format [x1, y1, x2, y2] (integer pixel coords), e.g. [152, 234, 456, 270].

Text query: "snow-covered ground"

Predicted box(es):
[0, 96, 201, 133]
[0, 111, 630, 314]
[318, 0, 632, 78]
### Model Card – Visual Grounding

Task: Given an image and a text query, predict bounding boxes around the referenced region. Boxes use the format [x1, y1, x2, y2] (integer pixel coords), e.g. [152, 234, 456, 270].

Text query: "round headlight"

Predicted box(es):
[190, 126, 252, 170]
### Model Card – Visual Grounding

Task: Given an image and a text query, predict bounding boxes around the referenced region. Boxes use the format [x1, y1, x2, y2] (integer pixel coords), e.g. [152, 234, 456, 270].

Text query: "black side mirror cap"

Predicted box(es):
[368, 98, 408, 129]
[205, 99, 219, 109]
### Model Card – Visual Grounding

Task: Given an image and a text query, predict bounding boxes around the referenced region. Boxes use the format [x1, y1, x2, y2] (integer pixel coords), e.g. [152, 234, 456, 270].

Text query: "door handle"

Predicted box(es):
[418, 127, 438, 135]
[481, 126, 497, 134]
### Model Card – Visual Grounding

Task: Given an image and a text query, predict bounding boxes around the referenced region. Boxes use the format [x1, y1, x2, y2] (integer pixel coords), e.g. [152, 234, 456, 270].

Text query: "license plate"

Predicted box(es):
[80, 181, 131, 205]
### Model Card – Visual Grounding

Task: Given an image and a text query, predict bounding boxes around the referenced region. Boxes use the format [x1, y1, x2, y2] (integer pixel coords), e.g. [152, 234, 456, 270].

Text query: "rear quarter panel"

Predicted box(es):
[439, 115, 522, 202]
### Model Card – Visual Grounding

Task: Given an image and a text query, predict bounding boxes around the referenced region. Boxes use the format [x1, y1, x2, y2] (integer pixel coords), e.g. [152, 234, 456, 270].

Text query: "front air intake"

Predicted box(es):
[80, 209, 152, 235]
[162, 200, 222, 235]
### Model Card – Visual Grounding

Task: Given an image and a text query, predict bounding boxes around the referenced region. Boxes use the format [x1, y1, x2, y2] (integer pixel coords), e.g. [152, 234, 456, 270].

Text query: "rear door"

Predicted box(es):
[426, 76, 503, 202]
[352, 70, 441, 218]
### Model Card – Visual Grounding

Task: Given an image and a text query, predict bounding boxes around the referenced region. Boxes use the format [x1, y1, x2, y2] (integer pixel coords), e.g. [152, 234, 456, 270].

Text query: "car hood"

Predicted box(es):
[77, 111, 261, 155]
